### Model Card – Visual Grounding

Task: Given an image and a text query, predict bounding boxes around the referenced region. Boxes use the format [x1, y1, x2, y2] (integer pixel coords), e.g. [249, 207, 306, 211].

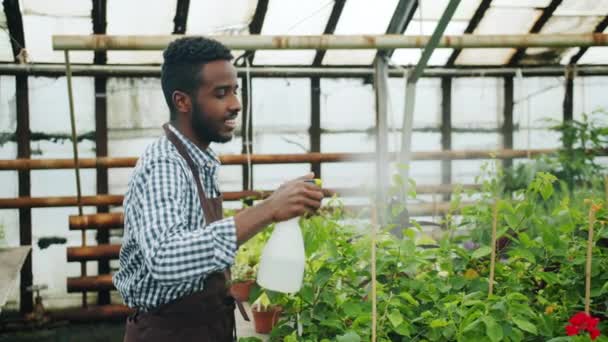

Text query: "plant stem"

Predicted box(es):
[585, 204, 597, 314]
[489, 200, 499, 298]
[371, 206, 378, 342]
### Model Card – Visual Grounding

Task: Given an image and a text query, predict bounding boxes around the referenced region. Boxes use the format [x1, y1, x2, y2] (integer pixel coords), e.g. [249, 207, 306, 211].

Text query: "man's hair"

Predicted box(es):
[161, 37, 233, 120]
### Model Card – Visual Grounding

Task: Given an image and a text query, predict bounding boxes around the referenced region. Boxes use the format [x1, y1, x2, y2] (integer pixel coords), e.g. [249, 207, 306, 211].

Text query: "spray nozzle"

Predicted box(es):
[304, 178, 322, 187]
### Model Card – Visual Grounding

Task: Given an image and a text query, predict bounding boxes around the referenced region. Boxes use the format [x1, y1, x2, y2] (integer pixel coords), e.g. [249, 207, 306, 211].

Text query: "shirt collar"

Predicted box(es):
[166, 124, 221, 169]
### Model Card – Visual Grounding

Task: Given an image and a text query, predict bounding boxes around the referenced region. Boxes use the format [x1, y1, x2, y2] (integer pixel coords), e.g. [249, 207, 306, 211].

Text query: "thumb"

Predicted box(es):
[293, 172, 314, 182]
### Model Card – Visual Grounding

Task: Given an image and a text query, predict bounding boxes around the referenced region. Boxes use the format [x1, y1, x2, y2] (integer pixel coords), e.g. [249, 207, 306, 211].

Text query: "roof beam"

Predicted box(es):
[508, 0, 562, 65]
[172, 0, 190, 34]
[3, 0, 26, 62]
[446, 0, 492, 66]
[92, 0, 107, 64]
[245, 0, 269, 64]
[313, 0, 346, 66]
[569, 15, 608, 65]
[376, 0, 418, 60]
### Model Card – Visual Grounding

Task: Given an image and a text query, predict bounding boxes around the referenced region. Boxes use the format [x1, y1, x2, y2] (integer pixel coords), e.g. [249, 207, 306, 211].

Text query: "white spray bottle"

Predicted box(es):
[256, 178, 322, 293]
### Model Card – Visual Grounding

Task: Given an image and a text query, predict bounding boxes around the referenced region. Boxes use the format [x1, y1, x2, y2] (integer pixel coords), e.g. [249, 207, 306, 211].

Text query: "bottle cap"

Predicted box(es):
[305, 178, 322, 187]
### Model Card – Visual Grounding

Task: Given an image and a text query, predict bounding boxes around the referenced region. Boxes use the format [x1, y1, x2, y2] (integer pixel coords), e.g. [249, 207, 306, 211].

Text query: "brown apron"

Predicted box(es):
[124, 123, 247, 342]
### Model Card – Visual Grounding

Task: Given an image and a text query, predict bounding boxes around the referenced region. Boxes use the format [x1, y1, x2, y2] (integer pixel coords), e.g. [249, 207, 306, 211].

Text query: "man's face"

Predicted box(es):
[191, 60, 241, 144]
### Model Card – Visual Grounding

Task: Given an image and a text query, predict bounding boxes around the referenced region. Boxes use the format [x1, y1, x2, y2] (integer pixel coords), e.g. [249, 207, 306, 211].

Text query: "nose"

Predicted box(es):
[229, 94, 241, 114]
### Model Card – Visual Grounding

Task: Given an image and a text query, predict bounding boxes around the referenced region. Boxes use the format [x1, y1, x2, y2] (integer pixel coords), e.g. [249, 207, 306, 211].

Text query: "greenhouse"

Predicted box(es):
[1, 0, 608, 341]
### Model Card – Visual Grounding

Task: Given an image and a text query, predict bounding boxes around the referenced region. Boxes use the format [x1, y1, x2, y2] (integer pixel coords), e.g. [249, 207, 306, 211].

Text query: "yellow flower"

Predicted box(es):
[464, 269, 479, 280]
[545, 305, 556, 315]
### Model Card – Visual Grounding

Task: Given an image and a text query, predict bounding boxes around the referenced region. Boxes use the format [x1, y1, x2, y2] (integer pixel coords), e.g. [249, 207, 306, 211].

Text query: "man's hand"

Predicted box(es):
[263, 173, 324, 222]
[233, 173, 324, 244]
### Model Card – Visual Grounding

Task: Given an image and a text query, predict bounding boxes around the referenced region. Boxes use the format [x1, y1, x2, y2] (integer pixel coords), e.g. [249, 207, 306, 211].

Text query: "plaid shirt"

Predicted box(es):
[113, 124, 237, 310]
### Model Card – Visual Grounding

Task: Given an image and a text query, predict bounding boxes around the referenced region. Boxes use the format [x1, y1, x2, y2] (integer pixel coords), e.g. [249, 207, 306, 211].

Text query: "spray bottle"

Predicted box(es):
[256, 178, 322, 293]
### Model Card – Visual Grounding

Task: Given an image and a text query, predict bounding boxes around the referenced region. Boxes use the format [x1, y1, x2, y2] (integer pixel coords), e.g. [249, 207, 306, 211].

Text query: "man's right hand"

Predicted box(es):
[263, 173, 324, 223]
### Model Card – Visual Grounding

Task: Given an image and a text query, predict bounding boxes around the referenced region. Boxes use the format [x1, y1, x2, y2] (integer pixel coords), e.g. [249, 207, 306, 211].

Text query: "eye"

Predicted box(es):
[214, 89, 228, 98]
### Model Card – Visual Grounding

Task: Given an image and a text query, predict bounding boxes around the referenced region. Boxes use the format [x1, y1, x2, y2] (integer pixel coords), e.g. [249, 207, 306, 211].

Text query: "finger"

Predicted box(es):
[293, 173, 314, 182]
[300, 197, 322, 210]
[301, 188, 324, 201]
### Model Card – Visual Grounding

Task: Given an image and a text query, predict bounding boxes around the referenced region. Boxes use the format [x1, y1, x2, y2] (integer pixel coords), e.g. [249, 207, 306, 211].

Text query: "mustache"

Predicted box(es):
[225, 112, 239, 120]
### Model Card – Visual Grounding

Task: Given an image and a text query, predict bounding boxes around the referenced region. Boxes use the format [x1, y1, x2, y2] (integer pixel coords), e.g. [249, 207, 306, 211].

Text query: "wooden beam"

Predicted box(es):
[92, 0, 110, 306]
[441, 77, 452, 201]
[310, 77, 321, 177]
[4, 0, 33, 315]
[503, 76, 514, 168]
[569, 15, 608, 65]
[376, 0, 418, 59]
[509, 0, 562, 65]
[446, 0, 493, 66]
[172, 0, 190, 34]
[312, 0, 346, 66]
[245, 0, 269, 63]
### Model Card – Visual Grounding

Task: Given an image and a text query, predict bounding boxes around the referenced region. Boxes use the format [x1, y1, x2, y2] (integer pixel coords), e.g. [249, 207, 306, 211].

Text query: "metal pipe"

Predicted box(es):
[373, 56, 390, 226]
[70, 212, 124, 230]
[0, 185, 475, 209]
[67, 244, 121, 262]
[4, 63, 608, 78]
[53, 33, 608, 51]
[2, 148, 596, 171]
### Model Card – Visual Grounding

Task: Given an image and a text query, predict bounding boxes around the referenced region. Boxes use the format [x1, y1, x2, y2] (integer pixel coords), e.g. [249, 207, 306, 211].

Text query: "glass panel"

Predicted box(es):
[513, 77, 564, 149]
[107, 78, 167, 130]
[577, 47, 608, 64]
[416, 0, 481, 21]
[574, 77, 608, 120]
[254, 164, 310, 189]
[107, 0, 176, 64]
[0, 76, 16, 132]
[553, 0, 608, 16]
[0, 3, 13, 61]
[452, 77, 504, 128]
[21, 0, 93, 63]
[491, 0, 552, 7]
[254, 0, 332, 65]
[526, 16, 604, 60]
[387, 78, 442, 128]
[391, 21, 467, 65]
[29, 77, 95, 134]
[456, 7, 540, 65]
[252, 78, 310, 129]
[187, 0, 256, 35]
[321, 79, 374, 130]
[323, 0, 400, 65]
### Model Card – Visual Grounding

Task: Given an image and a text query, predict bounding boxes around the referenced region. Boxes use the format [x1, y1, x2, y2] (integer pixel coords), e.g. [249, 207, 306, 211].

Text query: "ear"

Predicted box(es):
[172, 90, 192, 115]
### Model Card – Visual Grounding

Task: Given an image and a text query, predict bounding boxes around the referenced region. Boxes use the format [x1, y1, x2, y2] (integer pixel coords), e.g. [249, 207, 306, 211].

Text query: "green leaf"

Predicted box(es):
[388, 310, 404, 328]
[537, 272, 560, 285]
[430, 319, 450, 328]
[512, 317, 537, 335]
[399, 291, 420, 306]
[506, 292, 529, 302]
[463, 318, 482, 332]
[342, 302, 362, 317]
[483, 316, 503, 342]
[336, 331, 361, 342]
[394, 322, 411, 336]
[472, 246, 492, 259]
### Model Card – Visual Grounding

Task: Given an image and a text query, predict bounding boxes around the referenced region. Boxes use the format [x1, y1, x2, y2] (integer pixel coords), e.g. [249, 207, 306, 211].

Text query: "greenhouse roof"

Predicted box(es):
[1, 0, 608, 66]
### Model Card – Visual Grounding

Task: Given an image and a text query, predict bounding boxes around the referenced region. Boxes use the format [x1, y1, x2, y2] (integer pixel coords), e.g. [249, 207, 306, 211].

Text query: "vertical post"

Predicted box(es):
[503, 77, 514, 169]
[563, 69, 574, 123]
[16, 75, 33, 314]
[373, 56, 389, 226]
[241, 76, 253, 205]
[310, 77, 321, 178]
[441, 77, 452, 202]
[93, 0, 109, 305]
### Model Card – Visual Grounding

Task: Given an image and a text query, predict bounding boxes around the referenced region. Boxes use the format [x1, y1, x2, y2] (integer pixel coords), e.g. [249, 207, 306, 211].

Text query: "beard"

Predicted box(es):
[191, 104, 233, 144]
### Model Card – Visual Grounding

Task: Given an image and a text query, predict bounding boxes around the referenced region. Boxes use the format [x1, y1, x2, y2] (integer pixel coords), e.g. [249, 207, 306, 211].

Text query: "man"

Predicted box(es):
[114, 37, 324, 341]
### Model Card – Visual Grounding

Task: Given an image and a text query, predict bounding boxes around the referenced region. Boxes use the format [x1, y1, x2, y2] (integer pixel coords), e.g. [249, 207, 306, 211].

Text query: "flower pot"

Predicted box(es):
[251, 306, 282, 334]
[230, 280, 254, 302]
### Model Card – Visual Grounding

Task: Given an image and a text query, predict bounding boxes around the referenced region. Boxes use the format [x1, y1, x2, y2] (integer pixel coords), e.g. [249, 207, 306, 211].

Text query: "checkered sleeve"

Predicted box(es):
[136, 157, 237, 286]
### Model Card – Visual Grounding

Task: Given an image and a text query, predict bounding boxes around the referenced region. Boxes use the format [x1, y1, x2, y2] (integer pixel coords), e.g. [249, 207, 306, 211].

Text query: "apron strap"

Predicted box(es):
[163, 123, 216, 224]
[162, 123, 249, 324]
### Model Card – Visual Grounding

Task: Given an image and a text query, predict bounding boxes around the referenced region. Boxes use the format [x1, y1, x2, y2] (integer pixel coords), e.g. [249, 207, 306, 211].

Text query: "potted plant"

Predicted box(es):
[251, 292, 282, 334]
[229, 262, 256, 302]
